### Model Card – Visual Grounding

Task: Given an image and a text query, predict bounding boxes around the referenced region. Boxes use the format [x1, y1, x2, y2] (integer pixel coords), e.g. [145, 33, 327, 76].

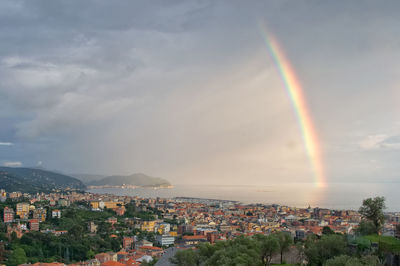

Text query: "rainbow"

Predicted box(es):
[259, 25, 326, 188]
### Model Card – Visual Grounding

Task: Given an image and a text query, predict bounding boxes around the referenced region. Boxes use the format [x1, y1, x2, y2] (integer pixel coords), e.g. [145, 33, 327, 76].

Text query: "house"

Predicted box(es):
[52, 209, 61, 219]
[123, 237, 134, 250]
[16, 203, 30, 219]
[137, 246, 163, 257]
[88, 222, 98, 233]
[115, 206, 125, 216]
[140, 221, 156, 232]
[82, 259, 101, 266]
[107, 217, 118, 226]
[3, 207, 14, 223]
[58, 199, 70, 207]
[33, 208, 47, 222]
[107, 252, 117, 262]
[136, 255, 153, 263]
[136, 239, 153, 247]
[20, 263, 66, 266]
[54, 231, 68, 236]
[181, 235, 207, 246]
[95, 253, 111, 263]
[116, 251, 128, 261]
[100, 261, 125, 266]
[156, 235, 175, 246]
[29, 219, 39, 231]
[104, 201, 124, 210]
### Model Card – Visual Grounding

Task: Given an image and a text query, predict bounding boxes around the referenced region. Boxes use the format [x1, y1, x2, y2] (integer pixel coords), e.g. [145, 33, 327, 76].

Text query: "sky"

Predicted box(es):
[1, 0, 400, 186]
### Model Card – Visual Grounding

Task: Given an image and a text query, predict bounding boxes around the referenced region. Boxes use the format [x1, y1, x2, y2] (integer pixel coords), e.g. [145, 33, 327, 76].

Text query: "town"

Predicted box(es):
[1, 189, 399, 266]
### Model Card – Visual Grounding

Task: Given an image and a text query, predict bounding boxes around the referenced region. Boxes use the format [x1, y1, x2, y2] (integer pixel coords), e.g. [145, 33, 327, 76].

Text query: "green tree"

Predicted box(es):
[274, 231, 293, 264]
[257, 235, 279, 266]
[322, 226, 335, 235]
[305, 234, 348, 265]
[7, 247, 27, 266]
[359, 197, 386, 234]
[169, 249, 200, 266]
[323, 254, 382, 266]
[395, 224, 400, 238]
[356, 220, 377, 236]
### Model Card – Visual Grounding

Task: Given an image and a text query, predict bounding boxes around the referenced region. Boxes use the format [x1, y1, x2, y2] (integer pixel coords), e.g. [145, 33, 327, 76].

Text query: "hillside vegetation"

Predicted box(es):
[0, 167, 86, 193]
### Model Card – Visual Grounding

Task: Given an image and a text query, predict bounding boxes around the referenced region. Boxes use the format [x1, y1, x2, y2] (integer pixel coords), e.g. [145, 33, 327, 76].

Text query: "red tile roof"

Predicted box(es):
[101, 261, 125, 266]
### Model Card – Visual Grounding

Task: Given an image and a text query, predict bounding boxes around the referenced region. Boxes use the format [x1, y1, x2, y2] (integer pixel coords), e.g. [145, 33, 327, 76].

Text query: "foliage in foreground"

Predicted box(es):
[170, 232, 391, 266]
[324, 255, 381, 266]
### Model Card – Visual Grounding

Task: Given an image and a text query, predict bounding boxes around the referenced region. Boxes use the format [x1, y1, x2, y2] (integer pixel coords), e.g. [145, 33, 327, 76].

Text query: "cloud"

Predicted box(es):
[2, 161, 22, 167]
[0, 142, 13, 146]
[0, 0, 400, 184]
[359, 134, 400, 150]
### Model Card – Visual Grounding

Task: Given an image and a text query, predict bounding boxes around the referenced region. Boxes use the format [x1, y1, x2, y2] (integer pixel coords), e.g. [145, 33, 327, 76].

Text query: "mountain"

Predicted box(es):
[0, 167, 86, 193]
[87, 173, 171, 188]
[71, 174, 106, 183]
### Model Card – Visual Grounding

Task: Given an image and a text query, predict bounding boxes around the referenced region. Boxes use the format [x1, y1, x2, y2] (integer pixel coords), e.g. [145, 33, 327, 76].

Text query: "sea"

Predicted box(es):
[89, 182, 400, 211]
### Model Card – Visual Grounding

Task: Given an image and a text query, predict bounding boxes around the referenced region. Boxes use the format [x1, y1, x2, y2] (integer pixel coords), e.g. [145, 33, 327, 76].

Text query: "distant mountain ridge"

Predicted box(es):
[0, 167, 86, 193]
[86, 173, 171, 188]
[72, 174, 107, 183]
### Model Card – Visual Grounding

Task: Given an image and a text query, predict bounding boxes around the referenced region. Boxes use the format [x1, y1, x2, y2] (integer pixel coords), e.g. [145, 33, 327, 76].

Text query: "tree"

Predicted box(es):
[322, 226, 335, 235]
[274, 231, 293, 264]
[359, 197, 386, 234]
[305, 234, 347, 265]
[395, 224, 400, 239]
[356, 220, 377, 236]
[257, 235, 279, 266]
[0, 242, 7, 264]
[7, 247, 27, 266]
[206, 236, 260, 266]
[169, 249, 200, 266]
[323, 254, 382, 266]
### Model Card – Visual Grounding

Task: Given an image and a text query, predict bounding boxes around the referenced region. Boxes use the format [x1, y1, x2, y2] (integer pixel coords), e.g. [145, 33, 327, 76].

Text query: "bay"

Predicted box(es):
[89, 182, 400, 211]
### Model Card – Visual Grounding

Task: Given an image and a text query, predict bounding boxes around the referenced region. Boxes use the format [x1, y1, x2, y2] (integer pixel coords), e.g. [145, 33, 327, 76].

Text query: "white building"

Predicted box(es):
[52, 209, 61, 218]
[156, 235, 175, 246]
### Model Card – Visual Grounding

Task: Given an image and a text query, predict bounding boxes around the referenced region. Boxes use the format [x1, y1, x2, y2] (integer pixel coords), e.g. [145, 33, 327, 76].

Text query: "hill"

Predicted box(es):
[72, 174, 107, 183]
[0, 167, 86, 193]
[87, 173, 171, 188]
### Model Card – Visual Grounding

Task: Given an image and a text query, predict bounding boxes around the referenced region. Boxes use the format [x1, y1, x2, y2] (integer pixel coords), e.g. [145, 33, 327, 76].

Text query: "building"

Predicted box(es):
[295, 229, 306, 240]
[82, 259, 101, 266]
[123, 237, 134, 250]
[137, 240, 153, 247]
[104, 201, 124, 210]
[181, 235, 207, 246]
[156, 235, 175, 246]
[140, 221, 156, 232]
[137, 246, 163, 257]
[88, 221, 98, 233]
[156, 222, 171, 235]
[52, 209, 61, 219]
[107, 252, 117, 262]
[9, 191, 22, 199]
[101, 261, 124, 266]
[3, 207, 14, 223]
[33, 208, 47, 222]
[58, 198, 70, 207]
[16, 203, 30, 219]
[107, 217, 117, 226]
[0, 190, 7, 202]
[29, 219, 40, 231]
[115, 206, 125, 216]
[90, 201, 103, 210]
[116, 251, 128, 261]
[95, 253, 111, 264]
